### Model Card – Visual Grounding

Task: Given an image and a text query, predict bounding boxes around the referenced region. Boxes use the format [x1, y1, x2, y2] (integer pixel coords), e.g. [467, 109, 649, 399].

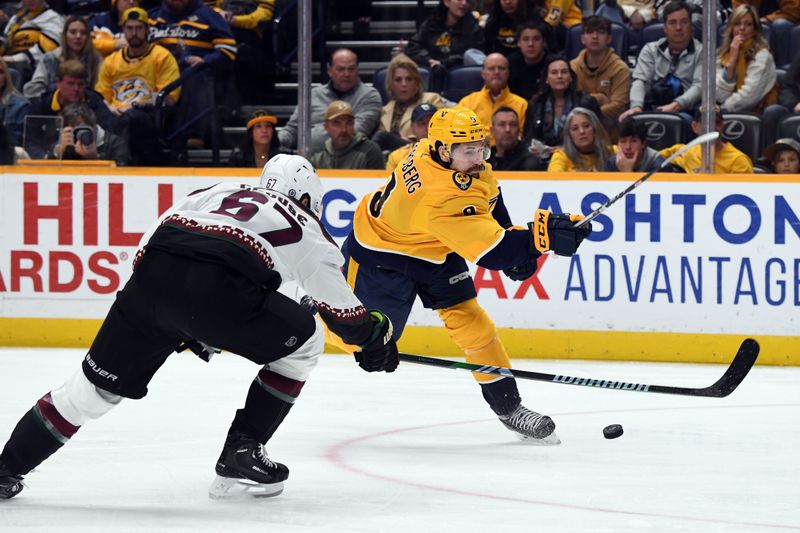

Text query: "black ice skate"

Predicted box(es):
[499, 405, 561, 445]
[0, 460, 24, 500]
[209, 431, 289, 499]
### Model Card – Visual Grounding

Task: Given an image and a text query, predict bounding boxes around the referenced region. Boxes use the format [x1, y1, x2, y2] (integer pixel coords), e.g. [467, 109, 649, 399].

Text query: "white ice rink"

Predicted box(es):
[0, 347, 798, 533]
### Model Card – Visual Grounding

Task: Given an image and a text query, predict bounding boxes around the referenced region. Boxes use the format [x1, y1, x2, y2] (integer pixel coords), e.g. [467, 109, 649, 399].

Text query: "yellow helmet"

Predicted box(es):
[427, 106, 486, 148]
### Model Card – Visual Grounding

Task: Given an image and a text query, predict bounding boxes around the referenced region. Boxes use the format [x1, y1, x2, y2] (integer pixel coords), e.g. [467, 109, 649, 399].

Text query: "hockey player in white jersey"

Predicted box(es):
[0, 155, 399, 500]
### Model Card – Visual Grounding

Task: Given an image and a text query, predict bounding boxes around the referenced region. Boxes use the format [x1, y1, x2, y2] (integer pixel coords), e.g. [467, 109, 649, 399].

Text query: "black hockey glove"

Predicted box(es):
[530, 208, 592, 257]
[354, 310, 399, 373]
[503, 254, 539, 281]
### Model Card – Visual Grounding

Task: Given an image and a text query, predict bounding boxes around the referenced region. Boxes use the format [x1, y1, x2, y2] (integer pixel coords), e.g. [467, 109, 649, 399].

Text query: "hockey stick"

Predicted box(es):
[574, 131, 719, 228]
[398, 338, 758, 398]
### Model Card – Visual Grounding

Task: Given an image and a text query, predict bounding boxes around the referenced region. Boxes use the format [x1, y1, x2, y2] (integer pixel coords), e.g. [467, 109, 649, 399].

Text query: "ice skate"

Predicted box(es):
[499, 405, 561, 445]
[0, 460, 24, 500]
[209, 431, 289, 499]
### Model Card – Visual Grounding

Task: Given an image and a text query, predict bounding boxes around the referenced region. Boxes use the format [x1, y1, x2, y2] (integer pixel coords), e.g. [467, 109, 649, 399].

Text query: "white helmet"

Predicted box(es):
[259, 154, 324, 217]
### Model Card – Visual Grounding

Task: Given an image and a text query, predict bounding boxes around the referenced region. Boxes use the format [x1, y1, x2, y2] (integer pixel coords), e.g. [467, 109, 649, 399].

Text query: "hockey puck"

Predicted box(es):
[603, 424, 623, 439]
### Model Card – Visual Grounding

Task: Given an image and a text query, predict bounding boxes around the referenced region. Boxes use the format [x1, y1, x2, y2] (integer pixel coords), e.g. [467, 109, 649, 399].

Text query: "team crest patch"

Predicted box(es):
[452, 171, 472, 191]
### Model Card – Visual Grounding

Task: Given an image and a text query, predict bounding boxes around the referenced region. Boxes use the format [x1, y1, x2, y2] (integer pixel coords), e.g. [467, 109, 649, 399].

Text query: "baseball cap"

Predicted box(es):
[121, 7, 149, 25]
[763, 137, 800, 161]
[325, 100, 354, 121]
[411, 103, 438, 124]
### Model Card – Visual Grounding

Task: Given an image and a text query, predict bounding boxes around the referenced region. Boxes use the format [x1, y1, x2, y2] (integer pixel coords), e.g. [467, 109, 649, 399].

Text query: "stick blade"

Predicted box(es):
[705, 338, 760, 397]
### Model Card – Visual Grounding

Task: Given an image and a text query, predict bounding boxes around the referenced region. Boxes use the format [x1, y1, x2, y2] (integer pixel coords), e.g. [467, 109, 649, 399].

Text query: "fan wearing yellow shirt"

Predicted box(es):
[95, 8, 180, 165]
[341, 107, 592, 444]
[660, 108, 752, 173]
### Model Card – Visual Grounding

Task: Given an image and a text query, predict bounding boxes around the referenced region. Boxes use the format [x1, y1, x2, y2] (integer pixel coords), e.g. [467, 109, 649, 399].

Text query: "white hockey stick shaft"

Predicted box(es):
[574, 131, 719, 228]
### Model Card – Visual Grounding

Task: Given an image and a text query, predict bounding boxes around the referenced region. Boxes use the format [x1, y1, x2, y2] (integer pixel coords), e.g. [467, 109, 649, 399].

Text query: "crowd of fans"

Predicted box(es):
[0, 0, 799, 173]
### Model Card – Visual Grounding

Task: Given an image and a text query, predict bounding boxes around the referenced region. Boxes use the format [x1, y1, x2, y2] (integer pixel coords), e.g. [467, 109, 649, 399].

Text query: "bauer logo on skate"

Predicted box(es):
[0, 170, 797, 344]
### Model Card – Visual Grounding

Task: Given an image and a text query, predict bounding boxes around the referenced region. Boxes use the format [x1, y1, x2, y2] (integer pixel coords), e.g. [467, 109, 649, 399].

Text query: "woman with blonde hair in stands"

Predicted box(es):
[0, 57, 31, 148]
[716, 4, 778, 113]
[547, 106, 612, 171]
[23, 16, 103, 100]
[373, 53, 446, 151]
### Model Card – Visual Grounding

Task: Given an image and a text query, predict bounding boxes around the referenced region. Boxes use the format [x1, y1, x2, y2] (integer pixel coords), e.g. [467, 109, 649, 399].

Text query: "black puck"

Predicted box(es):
[603, 424, 623, 439]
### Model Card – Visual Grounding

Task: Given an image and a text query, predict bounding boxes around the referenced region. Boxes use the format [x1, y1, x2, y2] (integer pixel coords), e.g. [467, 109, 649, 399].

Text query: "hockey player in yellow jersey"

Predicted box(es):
[343, 107, 592, 443]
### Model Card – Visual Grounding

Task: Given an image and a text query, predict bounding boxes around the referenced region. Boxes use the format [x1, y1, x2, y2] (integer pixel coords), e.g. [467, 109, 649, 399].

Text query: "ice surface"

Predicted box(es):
[1, 348, 798, 533]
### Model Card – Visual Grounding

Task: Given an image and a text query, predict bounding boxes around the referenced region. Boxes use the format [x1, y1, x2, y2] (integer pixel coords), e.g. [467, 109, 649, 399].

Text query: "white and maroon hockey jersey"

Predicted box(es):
[136, 182, 371, 345]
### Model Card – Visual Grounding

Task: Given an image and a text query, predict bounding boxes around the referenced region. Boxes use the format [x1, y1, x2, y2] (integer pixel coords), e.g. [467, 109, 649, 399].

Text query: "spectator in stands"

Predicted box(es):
[0, 56, 30, 146]
[604, 116, 666, 171]
[0, 121, 17, 163]
[95, 7, 180, 165]
[488, 106, 541, 170]
[374, 53, 446, 151]
[619, 1, 702, 123]
[716, 4, 778, 113]
[523, 55, 600, 160]
[279, 48, 382, 155]
[24, 16, 103, 99]
[229, 108, 279, 167]
[732, 0, 800, 24]
[406, 0, 485, 82]
[210, 0, 275, 104]
[660, 108, 752, 173]
[51, 102, 130, 164]
[543, 0, 581, 28]
[619, 1, 657, 31]
[548, 106, 612, 171]
[779, 48, 800, 112]
[763, 137, 800, 173]
[507, 19, 549, 100]
[570, 15, 630, 126]
[484, 0, 539, 57]
[89, 0, 140, 57]
[385, 102, 437, 170]
[149, 0, 237, 149]
[458, 52, 527, 144]
[310, 100, 384, 170]
[29, 59, 117, 132]
[1, 0, 63, 82]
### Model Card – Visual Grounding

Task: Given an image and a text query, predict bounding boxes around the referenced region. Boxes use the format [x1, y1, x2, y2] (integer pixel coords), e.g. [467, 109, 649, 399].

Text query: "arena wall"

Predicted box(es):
[1, 165, 797, 365]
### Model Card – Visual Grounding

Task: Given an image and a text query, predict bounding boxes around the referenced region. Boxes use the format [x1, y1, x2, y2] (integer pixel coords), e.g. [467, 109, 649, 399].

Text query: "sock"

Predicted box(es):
[229, 368, 305, 444]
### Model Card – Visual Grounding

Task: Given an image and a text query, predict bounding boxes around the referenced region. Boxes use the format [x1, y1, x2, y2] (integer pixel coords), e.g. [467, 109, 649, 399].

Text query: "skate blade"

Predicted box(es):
[208, 475, 284, 499]
[514, 431, 561, 446]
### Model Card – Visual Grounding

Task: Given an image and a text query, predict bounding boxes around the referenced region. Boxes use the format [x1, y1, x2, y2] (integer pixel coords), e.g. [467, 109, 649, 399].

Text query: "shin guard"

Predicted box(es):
[0, 393, 80, 476]
[230, 367, 306, 444]
[436, 298, 512, 383]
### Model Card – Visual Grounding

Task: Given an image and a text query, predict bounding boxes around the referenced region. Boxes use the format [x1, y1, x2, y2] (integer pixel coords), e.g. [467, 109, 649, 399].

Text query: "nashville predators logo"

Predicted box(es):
[452, 171, 472, 191]
[435, 32, 451, 54]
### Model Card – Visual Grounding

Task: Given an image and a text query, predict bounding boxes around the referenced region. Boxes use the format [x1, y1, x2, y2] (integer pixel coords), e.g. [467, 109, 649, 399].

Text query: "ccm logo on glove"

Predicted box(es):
[530, 209, 592, 256]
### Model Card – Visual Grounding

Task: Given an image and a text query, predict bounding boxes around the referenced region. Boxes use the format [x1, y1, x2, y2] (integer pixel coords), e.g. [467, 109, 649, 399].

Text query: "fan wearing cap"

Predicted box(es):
[96, 7, 181, 165]
[763, 138, 800, 174]
[659, 107, 752, 173]
[230, 110, 281, 167]
[309, 100, 385, 170]
[385, 102, 438, 170]
[338, 106, 592, 444]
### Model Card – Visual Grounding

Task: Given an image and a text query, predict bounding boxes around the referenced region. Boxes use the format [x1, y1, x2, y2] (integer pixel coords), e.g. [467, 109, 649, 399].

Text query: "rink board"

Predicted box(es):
[0, 165, 797, 364]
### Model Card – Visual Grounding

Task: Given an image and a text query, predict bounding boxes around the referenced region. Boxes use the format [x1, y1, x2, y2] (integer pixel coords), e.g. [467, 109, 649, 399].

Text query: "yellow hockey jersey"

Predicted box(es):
[353, 138, 506, 264]
[95, 44, 182, 108]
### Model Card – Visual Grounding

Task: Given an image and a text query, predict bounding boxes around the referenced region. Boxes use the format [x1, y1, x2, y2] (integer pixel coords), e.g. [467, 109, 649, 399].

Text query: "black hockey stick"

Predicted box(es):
[398, 338, 759, 398]
[574, 131, 719, 228]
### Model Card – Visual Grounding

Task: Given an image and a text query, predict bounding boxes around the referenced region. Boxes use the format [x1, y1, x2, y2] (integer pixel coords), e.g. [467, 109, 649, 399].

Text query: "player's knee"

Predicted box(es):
[437, 298, 497, 349]
[267, 318, 323, 382]
[50, 369, 123, 427]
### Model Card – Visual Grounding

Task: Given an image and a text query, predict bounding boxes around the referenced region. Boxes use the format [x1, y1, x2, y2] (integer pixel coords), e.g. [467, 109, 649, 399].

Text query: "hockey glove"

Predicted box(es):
[354, 310, 399, 373]
[530, 209, 592, 257]
[503, 254, 539, 281]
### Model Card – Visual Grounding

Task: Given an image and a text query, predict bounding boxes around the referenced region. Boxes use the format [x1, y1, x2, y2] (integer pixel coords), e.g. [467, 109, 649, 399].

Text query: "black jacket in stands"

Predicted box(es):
[406, 12, 484, 68]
